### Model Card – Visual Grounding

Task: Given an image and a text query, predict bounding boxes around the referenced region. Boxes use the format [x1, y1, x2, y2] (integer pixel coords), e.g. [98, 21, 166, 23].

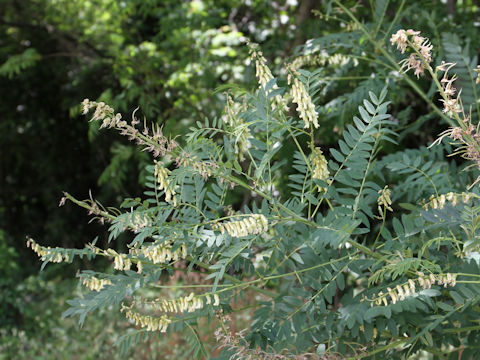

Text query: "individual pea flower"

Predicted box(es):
[82, 99, 93, 114]
[213, 293, 220, 306]
[408, 279, 416, 294]
[381, 295, 388, 306]
[387, 287, 397, 304]
[396, 284, 405, 301]
[474, 65, 480, 84]
[390, 29, 409, 53]
[440, 71, 458, 97]
[374, 291, 388, 306]
[440, 97, 461, 114]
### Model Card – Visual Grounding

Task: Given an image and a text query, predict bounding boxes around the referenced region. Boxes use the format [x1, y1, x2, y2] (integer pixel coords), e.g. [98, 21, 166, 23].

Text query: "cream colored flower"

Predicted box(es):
[377, 186, 393, 218]
[391, 29, 433, 78]
[249, 44, 288, 111]
[311, 148, 329, 192]
[291, 77, 319, 129]
[82, 276, 112, 291]
[212, 214, 268, 237]
[154, 161, 177, 206]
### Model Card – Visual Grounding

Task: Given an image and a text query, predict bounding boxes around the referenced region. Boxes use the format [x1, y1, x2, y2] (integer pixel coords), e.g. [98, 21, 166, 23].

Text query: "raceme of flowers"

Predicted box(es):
[222, 95, 251, 162]
[290, 76, 319, 129]
[137, 241, 188, 265]
[370, 272, 457, 306]
[377, 186, 393, 217]
[121, 292, 220, 333]
[429, 61, 480, 166]
[290, 50, 358, 71]
[81, 276, 112, 292]
[82, 99, 178, 158]
[212, 214, 269, 238]
[391, 30, 480, 187]
[150, 292, 220, 314]
[251, 47, 274, 89]
[311, 147, 329, 192]
[422, 191, 475, 210]
[26, 237, 71, 263]
[249, 44, 288, 112]
[434, 61, 465, 117]
[154, 161, 178, 206]
[130, 212, 151, 233]
[175, 151, 220, 180]
[390, 29, 433, 78]
[121, 304, 172, 332]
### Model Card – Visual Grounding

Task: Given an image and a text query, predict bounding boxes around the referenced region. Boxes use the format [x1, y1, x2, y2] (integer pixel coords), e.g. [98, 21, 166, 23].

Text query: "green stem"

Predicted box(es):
[443, 325, 480, 333]
[345, 339, 406, 360]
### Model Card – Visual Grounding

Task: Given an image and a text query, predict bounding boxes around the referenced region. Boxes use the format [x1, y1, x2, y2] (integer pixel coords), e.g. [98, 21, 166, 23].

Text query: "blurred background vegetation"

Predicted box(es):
[1, 0, 479, 358]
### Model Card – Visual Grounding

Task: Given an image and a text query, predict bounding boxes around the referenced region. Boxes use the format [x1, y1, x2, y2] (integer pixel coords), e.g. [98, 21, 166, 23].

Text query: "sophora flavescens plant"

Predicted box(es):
[28, 35, 480, 359]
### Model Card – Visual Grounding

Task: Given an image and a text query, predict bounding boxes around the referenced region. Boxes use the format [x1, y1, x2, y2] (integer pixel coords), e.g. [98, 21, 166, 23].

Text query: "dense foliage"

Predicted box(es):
[4, 0, 480, 358]
[0, 0, 315, 342]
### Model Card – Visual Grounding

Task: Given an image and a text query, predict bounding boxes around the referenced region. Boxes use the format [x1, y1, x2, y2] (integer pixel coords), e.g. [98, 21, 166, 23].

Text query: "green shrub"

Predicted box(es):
[27, 2, 480, 358]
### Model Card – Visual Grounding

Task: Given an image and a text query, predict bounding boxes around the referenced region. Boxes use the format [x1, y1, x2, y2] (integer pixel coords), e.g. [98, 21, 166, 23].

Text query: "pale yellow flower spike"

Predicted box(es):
[26, 237, 69, 264]
[370, 273, 457, 306]
[82, 276, 112, 291]
[377, 186, 393, 218]
[121, 305, 172, 333]
[311, 148, 330, 192]
[154, 161, 177, 206]
[139, 241, 188, 264]
[390, 29, 433, 78]
[212, 214, 268, 238]
[291, 77, 319, 129]
[249, 44, 288, 112]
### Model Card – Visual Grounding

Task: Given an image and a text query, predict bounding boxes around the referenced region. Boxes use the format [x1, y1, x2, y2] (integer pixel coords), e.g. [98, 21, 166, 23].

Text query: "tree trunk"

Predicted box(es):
[446, 0, 456, 15]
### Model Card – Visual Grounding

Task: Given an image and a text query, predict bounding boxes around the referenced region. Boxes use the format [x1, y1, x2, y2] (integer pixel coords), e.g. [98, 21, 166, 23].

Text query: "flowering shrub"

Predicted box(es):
[28, 4, 480, 359]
